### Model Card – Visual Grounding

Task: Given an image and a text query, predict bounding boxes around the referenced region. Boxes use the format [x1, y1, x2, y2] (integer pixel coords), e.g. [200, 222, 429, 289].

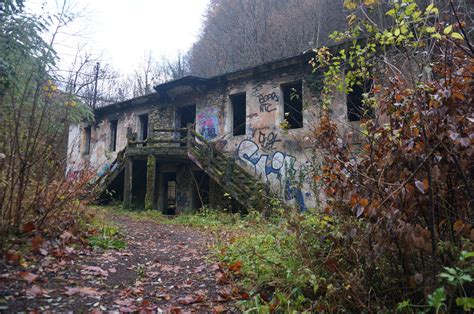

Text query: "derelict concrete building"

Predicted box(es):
[67, 50, 366, 213]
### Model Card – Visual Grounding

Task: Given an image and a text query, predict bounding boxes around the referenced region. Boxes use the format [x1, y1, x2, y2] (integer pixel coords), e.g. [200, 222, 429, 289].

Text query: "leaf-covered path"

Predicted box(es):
[1, 212, 236, 312]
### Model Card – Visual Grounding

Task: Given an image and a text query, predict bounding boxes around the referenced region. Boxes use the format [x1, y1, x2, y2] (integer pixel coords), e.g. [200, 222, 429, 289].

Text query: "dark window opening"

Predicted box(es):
[139, 114, 149, 142]
[347, 79, 373, 122]
[83, 126, 91, 155]
[230, 93, 246, 136]
[109, 120, 118, 151]
[282, 81, 303, 129]
[178, 105, 196, 146]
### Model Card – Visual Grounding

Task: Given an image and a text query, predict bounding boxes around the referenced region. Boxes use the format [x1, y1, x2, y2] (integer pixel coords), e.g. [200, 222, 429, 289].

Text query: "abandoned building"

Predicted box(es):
[66, 49, 366, 213]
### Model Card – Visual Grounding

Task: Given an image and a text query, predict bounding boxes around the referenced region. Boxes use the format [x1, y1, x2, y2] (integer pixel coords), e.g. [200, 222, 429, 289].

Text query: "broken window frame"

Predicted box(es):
[282, 80, 303, 130]
[109, 120, 118, 152]
[229, 92, 246, 136]
[83, 125, 91, 155]
[346, 78, 374, 122]
[138, 113, 149, 142]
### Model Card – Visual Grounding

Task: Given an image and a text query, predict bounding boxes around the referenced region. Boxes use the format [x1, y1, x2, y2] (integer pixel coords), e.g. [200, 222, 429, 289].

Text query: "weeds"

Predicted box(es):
[86, 208, 126, 250]
[88, 224, 126, 250]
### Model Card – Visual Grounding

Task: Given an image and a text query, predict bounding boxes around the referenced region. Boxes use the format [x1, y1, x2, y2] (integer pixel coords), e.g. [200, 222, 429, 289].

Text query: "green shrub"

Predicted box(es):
[216, 209, 366, 312]
[88, 225, 126, 250]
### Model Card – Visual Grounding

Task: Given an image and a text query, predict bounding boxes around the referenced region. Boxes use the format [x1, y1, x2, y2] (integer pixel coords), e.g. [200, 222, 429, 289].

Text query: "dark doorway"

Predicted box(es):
[163, 172, 177, 215]
[177, 105, 196, 146]
[132, 159, 147, 208]
[192, 171, 210, 209]
[108, 169, 124, 201]
[97, 168, 124, 204]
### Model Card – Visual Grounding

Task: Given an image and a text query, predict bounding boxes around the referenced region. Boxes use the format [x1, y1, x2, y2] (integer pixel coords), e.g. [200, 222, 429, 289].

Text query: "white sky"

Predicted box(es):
[27, 0, 209, 74]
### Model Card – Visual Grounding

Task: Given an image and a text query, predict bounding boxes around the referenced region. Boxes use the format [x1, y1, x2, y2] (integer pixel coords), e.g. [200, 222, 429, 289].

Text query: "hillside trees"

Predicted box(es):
[187, 0, 347, 77]
[187, 0, 473, 77]
[0, 0, 95, 237]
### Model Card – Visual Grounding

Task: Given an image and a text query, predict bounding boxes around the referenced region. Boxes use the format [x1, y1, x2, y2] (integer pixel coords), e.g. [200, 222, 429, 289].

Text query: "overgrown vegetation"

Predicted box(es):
[0, 0, 95, 241]
[213, 0, 474, 312]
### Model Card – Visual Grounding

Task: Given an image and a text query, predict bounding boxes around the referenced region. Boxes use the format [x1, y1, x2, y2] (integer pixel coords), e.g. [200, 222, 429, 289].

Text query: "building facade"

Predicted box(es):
[67, 51, 361, 213]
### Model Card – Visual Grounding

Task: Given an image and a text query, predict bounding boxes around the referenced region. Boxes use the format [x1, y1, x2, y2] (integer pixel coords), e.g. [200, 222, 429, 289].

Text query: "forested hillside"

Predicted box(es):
[187, 0, 347, 77]
[186, 0, 473, 77]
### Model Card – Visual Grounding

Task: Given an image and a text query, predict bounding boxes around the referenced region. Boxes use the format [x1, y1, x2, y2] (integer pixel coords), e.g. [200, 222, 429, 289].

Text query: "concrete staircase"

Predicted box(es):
[186, 128, 281, 212]
[97, 126, 283, 212]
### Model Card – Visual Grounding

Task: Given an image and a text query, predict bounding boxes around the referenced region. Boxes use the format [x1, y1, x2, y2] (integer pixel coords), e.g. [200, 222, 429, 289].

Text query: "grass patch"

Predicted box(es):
[97, 205, 245, 231]
[86, 207, 126, 250]
[88, 224, 126, 250]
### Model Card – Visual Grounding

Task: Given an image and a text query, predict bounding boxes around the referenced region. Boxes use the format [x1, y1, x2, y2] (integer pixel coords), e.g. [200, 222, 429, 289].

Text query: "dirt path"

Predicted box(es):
[1, 213, 236, 312]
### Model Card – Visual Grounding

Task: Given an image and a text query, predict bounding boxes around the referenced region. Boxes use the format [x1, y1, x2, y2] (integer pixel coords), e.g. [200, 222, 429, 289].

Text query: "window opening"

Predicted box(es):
[139, 114, 149, 142]
[347, 79, 373, 122]
[282, 81, 303, 129]
[83, 126, 91, 155]
[230, 93, 246, 136]
[110, 120, 118, 151]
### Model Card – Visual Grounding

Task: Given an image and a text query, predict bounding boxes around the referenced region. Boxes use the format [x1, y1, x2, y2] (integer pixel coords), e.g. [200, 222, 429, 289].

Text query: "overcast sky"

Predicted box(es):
[28, 0, 209, 74]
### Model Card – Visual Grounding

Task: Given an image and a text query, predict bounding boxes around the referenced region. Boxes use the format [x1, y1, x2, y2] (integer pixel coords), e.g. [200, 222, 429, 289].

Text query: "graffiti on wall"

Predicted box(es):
[236, 139, 307, 211]
[176, 191, 190, 209]
[197, 107, 219, 140]
[258, 92, 279, 113]
[257, 130, 281, 150]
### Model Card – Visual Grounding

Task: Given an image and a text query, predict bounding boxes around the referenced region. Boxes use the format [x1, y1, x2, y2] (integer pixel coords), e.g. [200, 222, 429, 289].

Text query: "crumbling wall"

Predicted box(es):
[196, 68, 347, 211]
[150, 106, 176, 143]
[66, 109, 144, 176]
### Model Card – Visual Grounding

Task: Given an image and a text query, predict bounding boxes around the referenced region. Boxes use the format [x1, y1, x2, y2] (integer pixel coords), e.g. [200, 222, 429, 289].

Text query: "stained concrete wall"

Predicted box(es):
[67, 106, 152, 176]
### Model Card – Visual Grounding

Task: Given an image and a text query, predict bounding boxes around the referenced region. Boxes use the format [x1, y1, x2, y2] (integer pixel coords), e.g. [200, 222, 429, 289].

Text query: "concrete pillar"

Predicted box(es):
[144, 155, 156, 210]
[123, 158, 133, 209]
[157, 171, 165, 213]
[176, 165, 193, 213]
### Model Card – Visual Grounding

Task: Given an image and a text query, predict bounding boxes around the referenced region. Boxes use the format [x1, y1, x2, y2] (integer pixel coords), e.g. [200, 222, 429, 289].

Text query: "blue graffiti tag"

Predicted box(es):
[237, 139, 307, 211]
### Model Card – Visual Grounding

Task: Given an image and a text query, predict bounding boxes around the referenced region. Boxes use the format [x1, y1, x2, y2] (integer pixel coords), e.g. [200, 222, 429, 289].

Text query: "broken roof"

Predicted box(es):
[94, 48, 321, 116]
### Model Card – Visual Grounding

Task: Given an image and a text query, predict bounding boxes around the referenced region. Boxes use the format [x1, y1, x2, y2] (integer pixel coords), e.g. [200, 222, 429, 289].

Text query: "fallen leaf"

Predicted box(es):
[64, 286, 105, 298]
[177, 294, 205, 305]
[217, 287, 232, 301]
[157, 294, 171, 301]
[60, 230, 74, 243]
[22, 221, 35, 233]
[194, 265, 207, 273]
[213, 305, 226, 313]
[5, 250, 21, 265]
[82, 265, 108, 277]
[180, 256, 192, 262]
[453, 220, 465, 233]
[216, 271, 229, 285]
[26, 285, 52, 297]
[228, 260, 243, 272]
[178, 280, 193, 288]
[31, 235, 44, 253]
[108, 267, 117, 273]
[19, 272, 38, 283]
[240, 291, 250, 300]
[168, 307, 182, 314]
[358, 198, 369, 207]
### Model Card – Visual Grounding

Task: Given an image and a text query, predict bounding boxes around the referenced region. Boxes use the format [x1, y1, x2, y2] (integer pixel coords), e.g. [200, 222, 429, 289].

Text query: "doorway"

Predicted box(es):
[192, 171, 210, 209]
[177, 105, 195, 146]
[163, 172, 177, 215]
